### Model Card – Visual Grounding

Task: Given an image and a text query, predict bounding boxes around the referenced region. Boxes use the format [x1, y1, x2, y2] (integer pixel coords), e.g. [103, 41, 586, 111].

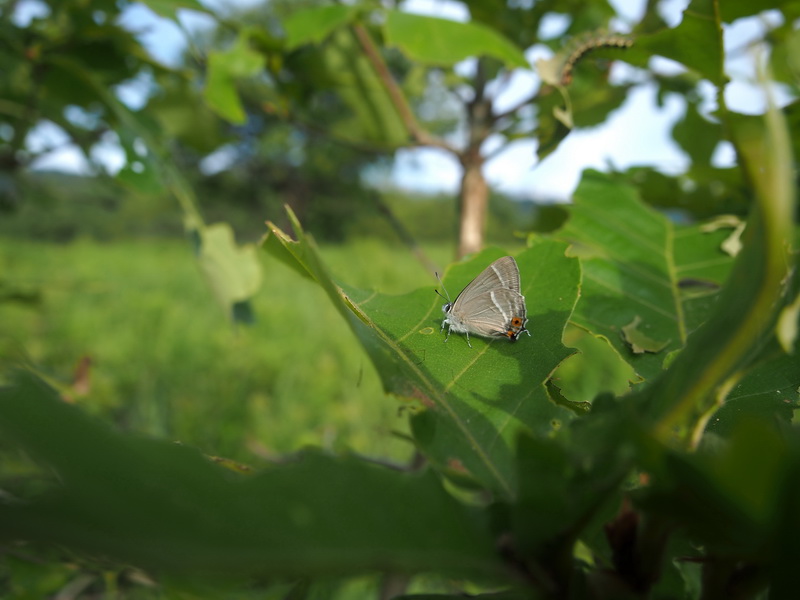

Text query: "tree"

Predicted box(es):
[247, 0, 633, 257]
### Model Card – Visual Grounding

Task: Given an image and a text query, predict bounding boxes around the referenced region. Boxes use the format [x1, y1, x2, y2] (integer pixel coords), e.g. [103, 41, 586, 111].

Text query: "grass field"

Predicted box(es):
[0, 236, 464, 467]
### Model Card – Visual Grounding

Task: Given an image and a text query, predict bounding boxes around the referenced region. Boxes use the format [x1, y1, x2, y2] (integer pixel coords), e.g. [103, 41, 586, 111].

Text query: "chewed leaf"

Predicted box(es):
[553, 326, 639, 404]
[262, 211, 580, 498]
[557, 172, 735, 380]
[621, 316, 669, 354]
[642, 100, 797, 441]
[700, 215, 746, 257]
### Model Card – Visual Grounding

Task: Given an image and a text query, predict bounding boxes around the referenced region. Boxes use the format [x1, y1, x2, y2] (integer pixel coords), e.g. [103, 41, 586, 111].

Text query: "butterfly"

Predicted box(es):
[437, 256, 529, 348]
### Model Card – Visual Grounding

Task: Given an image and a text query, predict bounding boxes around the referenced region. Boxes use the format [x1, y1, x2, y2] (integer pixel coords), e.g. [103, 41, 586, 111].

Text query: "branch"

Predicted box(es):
[350, 24, 457, 155]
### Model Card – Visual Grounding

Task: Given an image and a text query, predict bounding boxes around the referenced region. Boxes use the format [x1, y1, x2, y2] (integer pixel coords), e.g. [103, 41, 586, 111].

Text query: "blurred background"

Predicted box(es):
[0, 0, 793, 468]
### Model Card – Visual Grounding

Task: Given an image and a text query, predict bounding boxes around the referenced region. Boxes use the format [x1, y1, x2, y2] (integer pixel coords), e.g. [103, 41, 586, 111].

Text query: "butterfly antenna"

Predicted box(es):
[434, 272, 451, 302]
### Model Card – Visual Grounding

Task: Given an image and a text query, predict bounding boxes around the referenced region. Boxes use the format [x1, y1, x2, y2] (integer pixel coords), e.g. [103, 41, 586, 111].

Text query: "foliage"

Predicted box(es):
[0, 172, 532, 245]
[257, 0, 633, 255]
[1, 0, 263, 322]
[1, 1, 800, 600]
[0, 238, 420, 462]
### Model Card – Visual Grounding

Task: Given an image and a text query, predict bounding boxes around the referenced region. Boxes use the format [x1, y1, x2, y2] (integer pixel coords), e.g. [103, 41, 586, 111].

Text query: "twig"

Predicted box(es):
[351, 24, 457, 154]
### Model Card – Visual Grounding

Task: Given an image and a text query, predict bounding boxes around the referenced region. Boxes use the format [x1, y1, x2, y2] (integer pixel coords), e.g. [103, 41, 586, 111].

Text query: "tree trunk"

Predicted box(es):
[456, 58, 493, 259]
[457, 150, 488, 258]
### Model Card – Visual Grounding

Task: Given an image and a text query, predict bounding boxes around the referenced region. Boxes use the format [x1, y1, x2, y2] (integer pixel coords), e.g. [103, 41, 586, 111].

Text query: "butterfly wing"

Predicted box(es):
[453, 256, 521, 302]
[453, 287, 527, 338]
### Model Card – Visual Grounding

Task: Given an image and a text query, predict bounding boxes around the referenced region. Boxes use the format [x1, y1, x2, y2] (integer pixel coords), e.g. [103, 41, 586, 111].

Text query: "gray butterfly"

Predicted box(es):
[437, 256, 530, 348]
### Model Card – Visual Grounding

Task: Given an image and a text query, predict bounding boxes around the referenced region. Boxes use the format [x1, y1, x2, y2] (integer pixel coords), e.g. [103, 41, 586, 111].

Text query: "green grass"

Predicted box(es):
[0, 236, 460, 467]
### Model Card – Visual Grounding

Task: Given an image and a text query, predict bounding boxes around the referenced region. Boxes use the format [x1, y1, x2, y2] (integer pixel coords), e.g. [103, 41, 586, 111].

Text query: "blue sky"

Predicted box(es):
[16, 0, 791, 201]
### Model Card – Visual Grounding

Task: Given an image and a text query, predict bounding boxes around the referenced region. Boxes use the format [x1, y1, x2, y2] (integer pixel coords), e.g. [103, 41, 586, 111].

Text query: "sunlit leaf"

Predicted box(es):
[555, 172, 734, 381]
[204, 31, 265, 124]
[263, 210, 580, 497]
[284, 28, 409, 146]
[384, 11, 528, 68]
[148, 77, 227, 154]
[283, 5, 358, 49]
[672, 102, 722, 167]
[197, 223, 262, 321]
[553, 325, 638, 404]
[628, 0, 724, 85]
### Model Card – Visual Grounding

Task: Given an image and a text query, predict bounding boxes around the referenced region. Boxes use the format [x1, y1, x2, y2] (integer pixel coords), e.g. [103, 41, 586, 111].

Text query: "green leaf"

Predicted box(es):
[262, 210, 580, 498]
[621, 316, 670, 355]
[284, 28, 409, 147]
[705, 352, 800, 439]
[635, 419, 791, 553]
[0, 371, 502, 578]
[139, 0, 211, 20]
[34, 51, 256, 317]
[621, 165, 749, 220]
[555, 172, 734, 381]
[672, 102, 723, 167]
[384, 11, 528, 69]
[204, 32, 265, 124]
[115, 124, 165, 194]
[628, 0, 725, 86]
[197, 223, 262, 321]
[283, 5, 358, 49]
[719, 0, 799, 23]
[510, 431, 626, 556]
[322, 28, 410, 146]
[552, 326, 638, 404]
[643, 104, 797, 440]
[148, 77, 227, 154]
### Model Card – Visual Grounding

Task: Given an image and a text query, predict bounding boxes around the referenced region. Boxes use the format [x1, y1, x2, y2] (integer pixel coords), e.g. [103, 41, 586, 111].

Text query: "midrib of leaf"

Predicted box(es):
[490, 385, 536, 452]
[395, 294, 520, 494]
[562, 187, 685, 335]
[266, 219, 516, 496]
[353, 294, 514, 496]
[446, 349, 491, 394]
[265, 226, 577, 497]
[664, 218, 688, 344]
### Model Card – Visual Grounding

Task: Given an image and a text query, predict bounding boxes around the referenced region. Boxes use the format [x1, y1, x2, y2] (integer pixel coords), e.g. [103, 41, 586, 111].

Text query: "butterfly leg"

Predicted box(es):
[465, 331, 472, 348]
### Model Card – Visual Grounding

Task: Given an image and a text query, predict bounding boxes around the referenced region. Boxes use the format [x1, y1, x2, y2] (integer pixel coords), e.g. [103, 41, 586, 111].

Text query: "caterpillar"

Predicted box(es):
[559, 33, 633, 86]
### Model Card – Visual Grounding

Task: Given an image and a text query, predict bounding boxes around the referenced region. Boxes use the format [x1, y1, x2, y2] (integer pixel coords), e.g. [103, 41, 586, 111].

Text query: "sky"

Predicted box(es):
[14, 0, 791, 201]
